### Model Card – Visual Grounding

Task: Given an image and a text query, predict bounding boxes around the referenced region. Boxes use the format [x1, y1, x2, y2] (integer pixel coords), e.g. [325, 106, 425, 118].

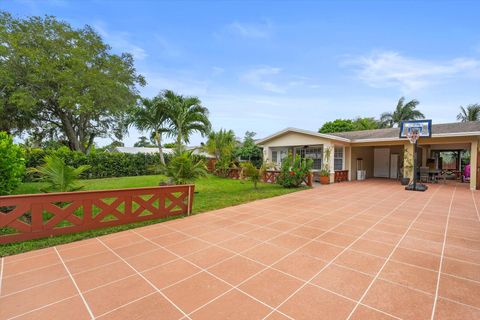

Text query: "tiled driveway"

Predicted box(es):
[1, 180, 480, 320]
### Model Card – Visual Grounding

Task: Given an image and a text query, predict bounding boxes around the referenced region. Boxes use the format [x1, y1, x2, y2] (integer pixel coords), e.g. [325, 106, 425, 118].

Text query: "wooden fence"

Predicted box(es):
[0, 185, 195, 243]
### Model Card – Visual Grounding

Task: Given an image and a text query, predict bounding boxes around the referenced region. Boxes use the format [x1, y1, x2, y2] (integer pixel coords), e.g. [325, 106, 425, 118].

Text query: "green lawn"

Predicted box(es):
[1, 175, 305, 256]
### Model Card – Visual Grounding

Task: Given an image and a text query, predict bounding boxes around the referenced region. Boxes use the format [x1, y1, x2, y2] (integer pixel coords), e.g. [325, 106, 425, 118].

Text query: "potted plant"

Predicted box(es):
[319, 164, 330, 185]
[401, 148, 413, 186]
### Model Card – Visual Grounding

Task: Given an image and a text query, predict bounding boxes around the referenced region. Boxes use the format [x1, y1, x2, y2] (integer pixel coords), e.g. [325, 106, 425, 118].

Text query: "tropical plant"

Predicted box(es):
[0, 13, 145, 153]
[380, 97, 425, 128]
[457, 104, 480, 122]
[162, 90, 211, 147]
[276, 153, 313, 188]
[0, 132, 25, 195]
[353, 117, 380, 130]
[235, 131, 263, 166]
[205, 129, 237, 160]
[319, 146, 332, 177]
[134, 136, 154, 147]
[162, 148, 208, 185]
[242, 162, 264, 189]
[128, 96, 172, 165]
[28, 155, 91, 192]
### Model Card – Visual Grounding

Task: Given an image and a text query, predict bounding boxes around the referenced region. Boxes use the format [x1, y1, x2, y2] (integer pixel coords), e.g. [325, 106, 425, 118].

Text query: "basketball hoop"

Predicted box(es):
[406, 128, 420, 144]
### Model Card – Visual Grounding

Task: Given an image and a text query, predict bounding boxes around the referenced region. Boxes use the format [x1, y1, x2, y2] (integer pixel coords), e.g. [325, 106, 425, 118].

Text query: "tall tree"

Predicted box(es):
[353, 117, 380, 130]
[457, 104, 480, 122]
[235, 131, 262, 162]
[163, 90, 211, 148]
[0, 12, 145, 153]
[205, 129, 237, 160]
[128, 97, 171, 165]
[319, 119, 355, 133]
[134, 136, 154, 147]
[380, 97, 425, 128]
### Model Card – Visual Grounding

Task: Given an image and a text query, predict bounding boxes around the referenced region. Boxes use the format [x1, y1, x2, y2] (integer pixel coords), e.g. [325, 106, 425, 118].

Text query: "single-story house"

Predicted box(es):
[256, 122, 480, 190]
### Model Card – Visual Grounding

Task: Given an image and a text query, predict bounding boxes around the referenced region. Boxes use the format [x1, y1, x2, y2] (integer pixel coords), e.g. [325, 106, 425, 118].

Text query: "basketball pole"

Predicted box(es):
[413, 139, 417, 190]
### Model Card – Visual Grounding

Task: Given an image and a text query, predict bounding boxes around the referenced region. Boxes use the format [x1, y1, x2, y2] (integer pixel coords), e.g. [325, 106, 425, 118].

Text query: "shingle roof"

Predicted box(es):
[329, 121, 480, 141]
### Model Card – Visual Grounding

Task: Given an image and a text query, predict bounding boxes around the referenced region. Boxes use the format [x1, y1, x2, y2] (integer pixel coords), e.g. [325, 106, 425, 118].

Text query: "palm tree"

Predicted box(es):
[205, 129, 237, 160]
[128, 96, 171, 165]
[162, 90, 211, 148]
[457, 104, 480, 122]
[380, 97, 425, 128]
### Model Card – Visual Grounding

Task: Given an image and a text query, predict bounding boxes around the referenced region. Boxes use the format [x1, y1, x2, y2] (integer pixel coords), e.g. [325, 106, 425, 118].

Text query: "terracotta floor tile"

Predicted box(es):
[444, 244, 480, 265]
[434, 297, 480, 320]
[399, 235, 442, 255]
[142, 259, 201, 289]
[239, 268, 303, 307]
[73, 261, 135, 292]
[312, 264, 373, 300]
[2, 252, 61, 277]
[332, 224, 367, 237]
[165, 238, 211, 257]
[244, 227, 282, 241]
[362, 229, 402, 245]
[278, 284, 355, 320]
[267, 233, 310, 250]
[190, 289, 271, 320]
[83, 274, 155, 316]
[134, 225, 174, 239]
[58, 241, 109, 261]
[195, 228, 237, 243]
[390, 247, 440, 271]
[317, 232, 357, 247]
[268, 221, 299, 232]
[218, 235, 261, 252]
[290, 225, 326, 239]
[242, 243, 290, 265]
[99, 292, 183, 320]
[335, 250, 386, 275]
[0, 278, 77, 319]
[111, 240, 159, 259]
[184, 246, 234, 269]
[1, 263, 68, 296]
[162, 272, 230, 314]
[272, 253, 326, 281]
[438, 274, 480, 308]
[297, 241, 343, 261]
[362, 279, 434, 320]
[208, 255, 264, 286]
[350, 238, 394, 258]
[442, 257, 480, 282]
[99, 232, 145, 249]
[3, 247, 54, 264]
[125, 247, 178, 272]
[64, 250, 120, 274]
[264, 311, 292, 319]
[349, 305, 398, 320]
[151, 231, 191, 247]
[14, 295, 91, 320]
[379, 260, 438, 294]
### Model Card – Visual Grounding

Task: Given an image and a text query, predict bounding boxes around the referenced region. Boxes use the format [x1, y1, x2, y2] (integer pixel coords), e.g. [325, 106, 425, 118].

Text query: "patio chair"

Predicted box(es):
[419, 167, 429, 183]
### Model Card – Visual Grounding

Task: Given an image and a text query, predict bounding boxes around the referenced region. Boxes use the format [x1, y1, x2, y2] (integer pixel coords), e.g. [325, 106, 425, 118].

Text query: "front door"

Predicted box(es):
[374, 148, 390, 178]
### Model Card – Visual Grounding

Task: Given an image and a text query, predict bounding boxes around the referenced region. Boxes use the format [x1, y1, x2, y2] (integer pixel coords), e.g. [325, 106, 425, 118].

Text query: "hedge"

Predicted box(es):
[23, 147, 173, 181]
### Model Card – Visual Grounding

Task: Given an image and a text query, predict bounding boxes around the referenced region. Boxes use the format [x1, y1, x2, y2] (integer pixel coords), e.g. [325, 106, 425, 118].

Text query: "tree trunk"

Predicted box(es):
[57, 110, 82, 152]
[155, 131, 165, 165]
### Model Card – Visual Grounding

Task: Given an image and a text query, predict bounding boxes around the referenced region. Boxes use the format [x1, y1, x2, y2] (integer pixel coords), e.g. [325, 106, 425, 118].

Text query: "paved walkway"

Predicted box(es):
[1, 180, 480, 319]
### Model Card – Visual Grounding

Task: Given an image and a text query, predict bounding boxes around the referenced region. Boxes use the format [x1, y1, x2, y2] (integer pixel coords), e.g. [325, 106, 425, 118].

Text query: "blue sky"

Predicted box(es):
[2, 0, 480, 146]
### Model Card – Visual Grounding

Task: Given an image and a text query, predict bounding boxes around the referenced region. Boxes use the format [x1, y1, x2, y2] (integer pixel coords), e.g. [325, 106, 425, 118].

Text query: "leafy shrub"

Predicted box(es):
[0, 132, 26, 195]
[22, 147, 199, 181]
[276, 153, 313, 188]
[242, 162, 264, 189]
[162, 149, 207, 185]
[27, 155, 91, 192]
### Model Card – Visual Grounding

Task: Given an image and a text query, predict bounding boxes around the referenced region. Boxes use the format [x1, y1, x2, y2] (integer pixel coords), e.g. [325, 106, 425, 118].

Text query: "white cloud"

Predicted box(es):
[241, 67, 285, 93]
[93, 23, 147, 60]
[346, 51, 480, 92]
[227, 20, 273, 38]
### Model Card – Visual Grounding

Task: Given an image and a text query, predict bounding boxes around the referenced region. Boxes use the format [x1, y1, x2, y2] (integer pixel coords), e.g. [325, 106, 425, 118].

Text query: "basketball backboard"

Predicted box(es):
[399, 120, 432, 139]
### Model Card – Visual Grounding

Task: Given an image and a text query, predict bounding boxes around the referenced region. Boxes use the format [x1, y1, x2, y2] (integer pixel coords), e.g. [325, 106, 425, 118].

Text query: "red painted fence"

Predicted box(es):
[0, 185, 195, 243]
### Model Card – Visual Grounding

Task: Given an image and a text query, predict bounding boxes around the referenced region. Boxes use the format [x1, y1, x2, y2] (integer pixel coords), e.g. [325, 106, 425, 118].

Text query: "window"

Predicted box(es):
[334, 146, 344, 171]
[296, 146, 323, 170]
[271, 151, 278, 163]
